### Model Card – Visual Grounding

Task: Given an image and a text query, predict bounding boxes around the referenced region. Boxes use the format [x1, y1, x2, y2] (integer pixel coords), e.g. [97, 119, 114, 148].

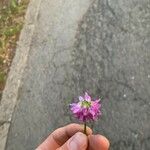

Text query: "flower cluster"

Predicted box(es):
[70, 92, 101, 122]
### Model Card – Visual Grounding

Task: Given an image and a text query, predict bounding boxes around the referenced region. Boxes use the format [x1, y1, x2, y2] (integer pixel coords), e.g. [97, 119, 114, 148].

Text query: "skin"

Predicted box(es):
[36, 123, 110, 150]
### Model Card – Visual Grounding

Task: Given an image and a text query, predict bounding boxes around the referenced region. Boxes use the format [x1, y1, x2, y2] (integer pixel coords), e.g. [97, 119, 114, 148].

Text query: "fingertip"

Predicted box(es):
[86, 126, 93, 135]
[80, 124, 93, 135]
[67, 123, 93, 135]
[96, 135, 110, 149]
[59, 132, 88, 150]
[88, 134, 110, 150]
[68, 132, 88, 150]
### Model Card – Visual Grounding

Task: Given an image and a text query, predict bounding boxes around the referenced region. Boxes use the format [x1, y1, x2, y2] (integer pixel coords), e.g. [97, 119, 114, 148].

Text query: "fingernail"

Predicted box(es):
[68, 132, 86, 150]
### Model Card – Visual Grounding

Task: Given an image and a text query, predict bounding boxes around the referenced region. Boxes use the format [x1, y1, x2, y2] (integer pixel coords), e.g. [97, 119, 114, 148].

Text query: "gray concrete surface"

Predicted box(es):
[0, 0, 150, 149]
[0, 0, 42, 149]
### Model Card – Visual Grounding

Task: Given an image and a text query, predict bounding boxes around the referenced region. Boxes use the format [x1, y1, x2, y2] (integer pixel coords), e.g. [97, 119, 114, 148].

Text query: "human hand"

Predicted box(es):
[36, 123, 110, 150]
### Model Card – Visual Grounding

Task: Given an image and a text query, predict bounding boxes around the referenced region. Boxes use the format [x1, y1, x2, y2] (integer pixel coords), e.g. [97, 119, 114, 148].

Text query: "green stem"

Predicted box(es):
[84, 122, 87, 135]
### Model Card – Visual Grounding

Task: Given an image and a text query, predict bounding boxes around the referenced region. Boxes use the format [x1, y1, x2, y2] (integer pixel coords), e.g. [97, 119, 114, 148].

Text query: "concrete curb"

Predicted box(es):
[0, 0, 42, 149]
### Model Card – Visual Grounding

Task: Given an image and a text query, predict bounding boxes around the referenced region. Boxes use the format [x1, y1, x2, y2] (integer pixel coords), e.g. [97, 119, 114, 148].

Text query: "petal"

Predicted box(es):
[84, 92, 91, 101]
[89, 109, 95, 116]
[95, 99, 100, 102]
[79, 96, 84, 101]
[70, 103, 82, 113]
[72, 107, 81, 113]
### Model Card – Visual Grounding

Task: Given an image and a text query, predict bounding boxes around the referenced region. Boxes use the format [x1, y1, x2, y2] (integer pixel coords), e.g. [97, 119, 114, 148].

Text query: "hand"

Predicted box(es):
[36, 123, 110, 150]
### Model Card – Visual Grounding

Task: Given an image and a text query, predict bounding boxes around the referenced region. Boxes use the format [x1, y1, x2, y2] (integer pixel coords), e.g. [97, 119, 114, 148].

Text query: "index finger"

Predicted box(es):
[36, 123, 92, 150]
[88, 134, 110, 150]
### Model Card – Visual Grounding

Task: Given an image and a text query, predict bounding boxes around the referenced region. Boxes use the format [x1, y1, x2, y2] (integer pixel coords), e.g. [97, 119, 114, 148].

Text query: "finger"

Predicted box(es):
[56, 132, 88, 150]
[36, 123, 92, 150]
[88, 134, 110, 150]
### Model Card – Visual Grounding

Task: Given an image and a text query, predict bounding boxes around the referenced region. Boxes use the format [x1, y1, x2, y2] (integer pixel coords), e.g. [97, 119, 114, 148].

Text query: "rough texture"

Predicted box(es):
[0, 123, 9, 150]
[3, 0, 92, 150]
[1, 0, 150, 150]
[73, 1, 150, 149]
[0, 0, 42, 149]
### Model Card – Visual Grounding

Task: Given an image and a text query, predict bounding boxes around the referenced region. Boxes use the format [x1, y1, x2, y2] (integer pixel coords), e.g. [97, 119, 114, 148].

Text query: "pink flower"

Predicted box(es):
[70, 92, 101, 122]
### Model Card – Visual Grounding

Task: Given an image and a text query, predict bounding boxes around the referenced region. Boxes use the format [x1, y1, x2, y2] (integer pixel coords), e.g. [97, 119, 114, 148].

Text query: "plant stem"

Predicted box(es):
[84, 122, 87, 135]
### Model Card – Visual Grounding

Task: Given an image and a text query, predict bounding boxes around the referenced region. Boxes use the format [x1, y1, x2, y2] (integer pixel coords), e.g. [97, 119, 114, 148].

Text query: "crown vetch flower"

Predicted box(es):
[70, 92, 101, 122]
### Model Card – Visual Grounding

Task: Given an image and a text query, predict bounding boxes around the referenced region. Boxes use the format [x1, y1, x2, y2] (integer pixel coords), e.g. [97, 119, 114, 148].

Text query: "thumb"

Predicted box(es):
[56, 132, 88, 150]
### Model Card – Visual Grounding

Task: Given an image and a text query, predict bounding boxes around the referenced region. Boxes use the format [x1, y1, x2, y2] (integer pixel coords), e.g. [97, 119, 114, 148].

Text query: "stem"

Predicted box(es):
[84, 122, 87, 135]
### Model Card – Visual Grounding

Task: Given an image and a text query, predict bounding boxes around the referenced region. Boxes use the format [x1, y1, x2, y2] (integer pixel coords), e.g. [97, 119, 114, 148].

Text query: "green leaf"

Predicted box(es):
[3, 25, 22, 37]
[0, 72, 6, 82]
[0, 40, 2, 48]
[11, 0, 18, 8]
[10, 0, 19, 13]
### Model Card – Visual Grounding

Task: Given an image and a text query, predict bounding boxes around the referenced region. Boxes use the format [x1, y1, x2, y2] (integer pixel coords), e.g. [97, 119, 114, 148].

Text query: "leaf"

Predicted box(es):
[3, 25, 22, 37]
[0, 40, 2, 48]
[0, 72, 6, 82]
[10, 0, 19, 13]
[11, 0, 18, 8]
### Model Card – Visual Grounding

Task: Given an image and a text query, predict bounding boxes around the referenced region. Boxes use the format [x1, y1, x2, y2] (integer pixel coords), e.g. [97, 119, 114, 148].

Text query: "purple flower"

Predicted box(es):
[70, 92, 101, 122]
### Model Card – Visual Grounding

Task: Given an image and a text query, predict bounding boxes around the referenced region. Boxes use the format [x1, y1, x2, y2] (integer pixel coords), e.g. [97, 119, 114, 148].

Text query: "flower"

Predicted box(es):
[70, 92, 101, 122]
